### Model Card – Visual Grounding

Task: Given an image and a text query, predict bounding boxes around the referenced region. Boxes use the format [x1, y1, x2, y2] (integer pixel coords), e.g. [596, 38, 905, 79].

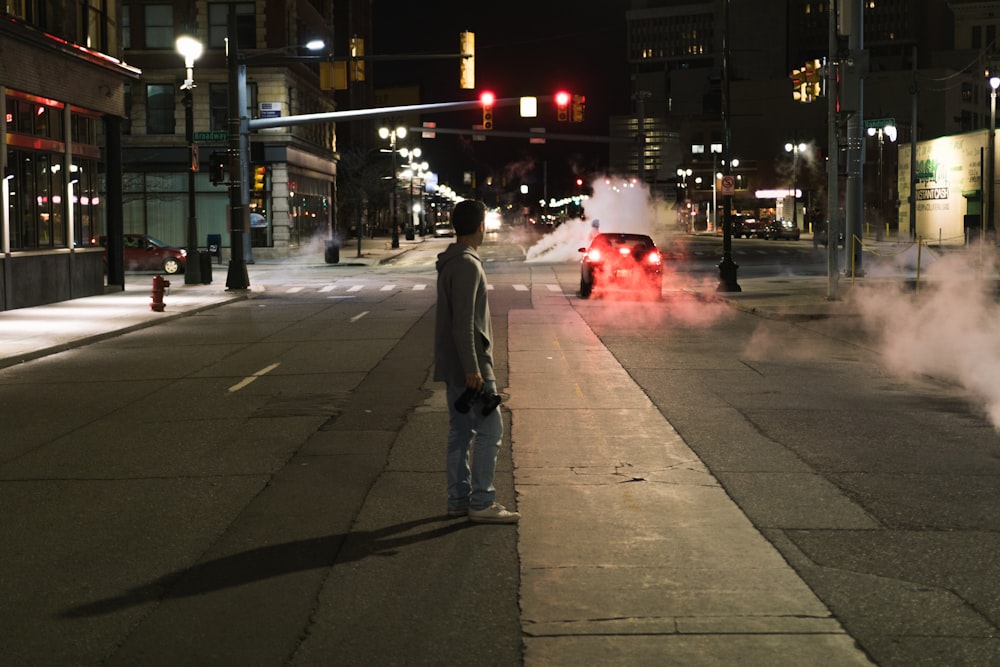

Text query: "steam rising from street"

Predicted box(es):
[852, 246, 1000, 429]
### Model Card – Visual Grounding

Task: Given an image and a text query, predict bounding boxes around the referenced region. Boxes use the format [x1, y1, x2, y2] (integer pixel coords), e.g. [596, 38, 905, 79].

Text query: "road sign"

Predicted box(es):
[193, 131, 227, 142]
[864, 117, 895, 130]
[721, 175, 735, 195]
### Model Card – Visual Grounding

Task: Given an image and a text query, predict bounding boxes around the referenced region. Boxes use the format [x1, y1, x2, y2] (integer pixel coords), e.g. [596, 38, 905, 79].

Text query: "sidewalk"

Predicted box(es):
[0, 236, 422, 369]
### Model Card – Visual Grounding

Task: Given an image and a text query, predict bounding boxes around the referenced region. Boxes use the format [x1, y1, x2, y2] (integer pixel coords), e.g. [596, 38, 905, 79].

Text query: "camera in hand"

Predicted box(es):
[454, 388, 502, 415]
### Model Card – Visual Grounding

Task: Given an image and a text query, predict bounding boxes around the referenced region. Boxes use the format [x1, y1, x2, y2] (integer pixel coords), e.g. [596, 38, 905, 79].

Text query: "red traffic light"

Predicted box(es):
[554, 90, 570, 107]
[479, 90, 496, 106]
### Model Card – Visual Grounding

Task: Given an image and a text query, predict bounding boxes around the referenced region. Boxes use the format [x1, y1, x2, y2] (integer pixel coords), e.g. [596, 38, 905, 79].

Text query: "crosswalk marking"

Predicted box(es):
[272, 283, 573, 295]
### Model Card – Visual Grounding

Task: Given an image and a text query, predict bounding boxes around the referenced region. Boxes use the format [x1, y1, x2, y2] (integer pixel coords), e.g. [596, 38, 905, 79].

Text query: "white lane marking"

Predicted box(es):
[546, 284, 562, 292]
[228, 362, 280, 393]
[350, 311, 369, 322]
[487, 284, 494, 291]
[380, 285, 395, 291]
[513, 284, 529, 291]
[320, 285, 336, 292]
[286, 286, 304, 293]
[348, 285, 364, 292]
[413, 284, 427, 291]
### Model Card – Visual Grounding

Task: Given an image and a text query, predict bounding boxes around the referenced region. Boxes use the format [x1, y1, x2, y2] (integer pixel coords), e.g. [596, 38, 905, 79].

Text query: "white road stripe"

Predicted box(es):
[513, 284, 529, 291]
[350, 311, 369, 322]
[380, 285, 395, 291]
[546, 284, 562, 292]
[228, 362, 280, 393]
[286, 286, 304, 293]
[413, 284, 427, 291]
[320, 285, 336, 292]
[348, 285, 364, 292]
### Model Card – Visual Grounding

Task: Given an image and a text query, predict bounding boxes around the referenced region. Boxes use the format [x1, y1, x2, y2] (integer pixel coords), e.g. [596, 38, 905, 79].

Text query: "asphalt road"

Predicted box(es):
[3, 232, 998, 665]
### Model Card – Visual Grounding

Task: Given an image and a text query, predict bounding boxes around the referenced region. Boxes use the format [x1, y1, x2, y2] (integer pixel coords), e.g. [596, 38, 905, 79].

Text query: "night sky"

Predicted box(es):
[371, 1, 631, 199]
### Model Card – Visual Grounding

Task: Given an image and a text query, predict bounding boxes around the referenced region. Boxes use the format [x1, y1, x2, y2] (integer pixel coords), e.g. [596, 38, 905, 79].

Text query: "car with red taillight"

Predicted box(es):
[578, 232, 663, 299]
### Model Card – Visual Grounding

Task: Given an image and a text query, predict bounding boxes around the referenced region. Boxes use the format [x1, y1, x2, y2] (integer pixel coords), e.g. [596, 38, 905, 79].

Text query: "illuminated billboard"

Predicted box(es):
[898, 129, 987, 246]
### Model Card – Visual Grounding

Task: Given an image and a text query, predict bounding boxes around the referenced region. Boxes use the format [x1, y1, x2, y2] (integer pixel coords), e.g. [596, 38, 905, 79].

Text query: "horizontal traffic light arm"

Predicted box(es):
[249, 97, 523, 131]
[404, 125, 637, 144]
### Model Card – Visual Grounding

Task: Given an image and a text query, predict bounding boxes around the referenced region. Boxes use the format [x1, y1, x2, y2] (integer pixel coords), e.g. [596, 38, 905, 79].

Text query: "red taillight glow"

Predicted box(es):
[646, 251, 662, 265]
[587, 248, 602, 262]
[618, 247, 631, 256]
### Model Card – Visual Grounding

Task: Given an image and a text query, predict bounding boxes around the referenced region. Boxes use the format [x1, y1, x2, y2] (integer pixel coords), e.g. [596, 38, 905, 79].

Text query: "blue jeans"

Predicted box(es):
[446, 381, 502, 511]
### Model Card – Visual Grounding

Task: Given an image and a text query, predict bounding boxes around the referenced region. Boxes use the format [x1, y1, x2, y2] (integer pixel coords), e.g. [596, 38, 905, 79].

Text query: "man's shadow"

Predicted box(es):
[62, 515, 472, 618]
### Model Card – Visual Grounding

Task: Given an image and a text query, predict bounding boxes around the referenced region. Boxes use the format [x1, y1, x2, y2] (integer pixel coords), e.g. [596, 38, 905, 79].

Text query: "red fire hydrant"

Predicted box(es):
[151, 275, 170, 312]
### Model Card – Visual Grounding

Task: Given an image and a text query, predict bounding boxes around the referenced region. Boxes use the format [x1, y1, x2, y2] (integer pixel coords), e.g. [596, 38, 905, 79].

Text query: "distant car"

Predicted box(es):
[100, 234, 187, 274]
[764, 219, 801, 240]
[813, 220, 846, 247]
[731, 215, 766, 239]
[433, 221, 454, 237]
[579, 232, 663, 299]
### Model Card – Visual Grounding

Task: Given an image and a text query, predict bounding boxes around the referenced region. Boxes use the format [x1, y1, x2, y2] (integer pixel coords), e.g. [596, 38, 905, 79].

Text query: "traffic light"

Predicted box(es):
[480, 90, 495, 130]
[460, 31, 475, 89]
[253, 165, 266, 191]
[555, 90, 570, 121]
[791, 68, 805, 102]
[209, 152, 226, 185]
[571, 94, 585, 122]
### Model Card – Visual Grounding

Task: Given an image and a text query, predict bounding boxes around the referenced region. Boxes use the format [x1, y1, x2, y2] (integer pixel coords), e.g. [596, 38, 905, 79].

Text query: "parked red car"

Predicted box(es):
[99, 234, 187, 274]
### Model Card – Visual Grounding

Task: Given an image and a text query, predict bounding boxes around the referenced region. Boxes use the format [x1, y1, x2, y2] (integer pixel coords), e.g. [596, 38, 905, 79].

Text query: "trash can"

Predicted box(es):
[207, 234, 222, 263]
[325, 239, 340, 264]
[200, 250, 212, 284]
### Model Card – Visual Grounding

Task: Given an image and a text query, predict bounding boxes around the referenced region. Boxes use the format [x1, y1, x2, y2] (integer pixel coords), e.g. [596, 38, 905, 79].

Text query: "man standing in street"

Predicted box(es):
[434, 199, 519, 524]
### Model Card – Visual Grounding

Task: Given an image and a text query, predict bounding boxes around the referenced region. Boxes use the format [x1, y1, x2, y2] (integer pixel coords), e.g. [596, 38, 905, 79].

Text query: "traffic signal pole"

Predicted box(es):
[225, 10, 250, 290]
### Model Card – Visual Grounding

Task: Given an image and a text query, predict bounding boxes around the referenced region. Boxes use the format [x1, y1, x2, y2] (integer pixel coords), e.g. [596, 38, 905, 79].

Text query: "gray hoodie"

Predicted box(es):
[434, 242, 494, 386]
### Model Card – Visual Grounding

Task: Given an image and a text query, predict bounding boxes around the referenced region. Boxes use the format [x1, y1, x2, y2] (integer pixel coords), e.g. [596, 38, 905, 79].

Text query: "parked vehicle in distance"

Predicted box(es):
[99, 234, 187, 274]
[764, 219, 801, 240]
[579, 232, 663, 299]
[814, 220, 846, 247]
[433, 221, 454, 237]
[731, 215, 766, 239]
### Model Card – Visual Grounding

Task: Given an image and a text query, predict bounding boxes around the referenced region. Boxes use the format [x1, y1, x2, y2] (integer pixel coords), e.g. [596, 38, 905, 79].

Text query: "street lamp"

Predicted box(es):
[866, 124, 897, 240]
[784, 141, 807, 230]
[379, 126, 406, 248]
[990, 75, 1000, 240]
[177, 34, 203, 285]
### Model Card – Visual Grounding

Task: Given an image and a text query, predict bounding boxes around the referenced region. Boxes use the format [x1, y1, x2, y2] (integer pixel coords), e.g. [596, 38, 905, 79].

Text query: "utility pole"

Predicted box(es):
[844, 0, 866, 276]
[826, 0, 840, 299]
[717, 0, 740, 292]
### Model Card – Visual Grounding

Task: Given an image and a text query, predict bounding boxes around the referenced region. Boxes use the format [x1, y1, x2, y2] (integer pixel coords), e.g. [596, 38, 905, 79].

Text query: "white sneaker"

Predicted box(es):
[468, 502, 520, 524]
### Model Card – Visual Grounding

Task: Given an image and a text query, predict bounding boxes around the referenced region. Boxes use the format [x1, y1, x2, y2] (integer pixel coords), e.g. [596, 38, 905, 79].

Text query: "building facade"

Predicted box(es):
[1, 2, 139, 310]
[122, 0, 338, 262]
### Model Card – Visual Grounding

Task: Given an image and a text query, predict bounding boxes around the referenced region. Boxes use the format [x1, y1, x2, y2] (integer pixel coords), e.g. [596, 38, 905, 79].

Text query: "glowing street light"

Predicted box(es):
[379, 126, 407, 248]
[177, 33, 203, 285]
[785, 141, 808, 230]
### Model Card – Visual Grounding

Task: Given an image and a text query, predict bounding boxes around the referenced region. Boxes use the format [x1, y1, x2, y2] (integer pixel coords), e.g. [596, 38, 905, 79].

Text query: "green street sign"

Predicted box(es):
[864, 117, 895, 130]
[193, 131, 227, 142]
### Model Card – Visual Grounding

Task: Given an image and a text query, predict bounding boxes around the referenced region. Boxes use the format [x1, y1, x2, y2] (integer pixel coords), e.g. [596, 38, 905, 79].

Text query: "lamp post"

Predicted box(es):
[784, 141, 807, 230]
[990, 76, 999, 241]
[866, 124, 897, 240]
[379, 126, 406, 249]
[676, 167, 692, 229]
[177, 34, 203, 285]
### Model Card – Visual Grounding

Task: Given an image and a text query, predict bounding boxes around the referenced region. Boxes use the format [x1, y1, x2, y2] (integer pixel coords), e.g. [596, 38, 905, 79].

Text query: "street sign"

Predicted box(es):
[721, 175, 735, 195]
[193, 130, 227, 142]
[864, 117, 895, 130]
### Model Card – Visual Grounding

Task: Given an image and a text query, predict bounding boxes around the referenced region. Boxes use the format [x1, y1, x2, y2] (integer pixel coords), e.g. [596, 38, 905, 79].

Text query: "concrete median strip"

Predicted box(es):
[506, 299, 873, 665]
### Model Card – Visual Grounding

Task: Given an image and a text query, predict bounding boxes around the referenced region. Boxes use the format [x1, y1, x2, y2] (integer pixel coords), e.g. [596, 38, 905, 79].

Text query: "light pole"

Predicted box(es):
[177, 34, 203, 285]
[676, 167, 692, 229]
[379, 126, 406, 249]
[990, 75, 999, 240]
[784, 141, 807, 230]
[866, 123, 897, 240]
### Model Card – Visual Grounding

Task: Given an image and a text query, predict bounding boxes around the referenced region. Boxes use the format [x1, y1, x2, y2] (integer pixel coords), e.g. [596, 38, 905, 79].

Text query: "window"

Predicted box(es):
[122, 5, 130, 49]
[124, 84, 132, 134]
[208, 2, 256, 49]
[146, 84, 175, 134]
[209, 81, 257, 130]
[144, 4, 173, 49]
